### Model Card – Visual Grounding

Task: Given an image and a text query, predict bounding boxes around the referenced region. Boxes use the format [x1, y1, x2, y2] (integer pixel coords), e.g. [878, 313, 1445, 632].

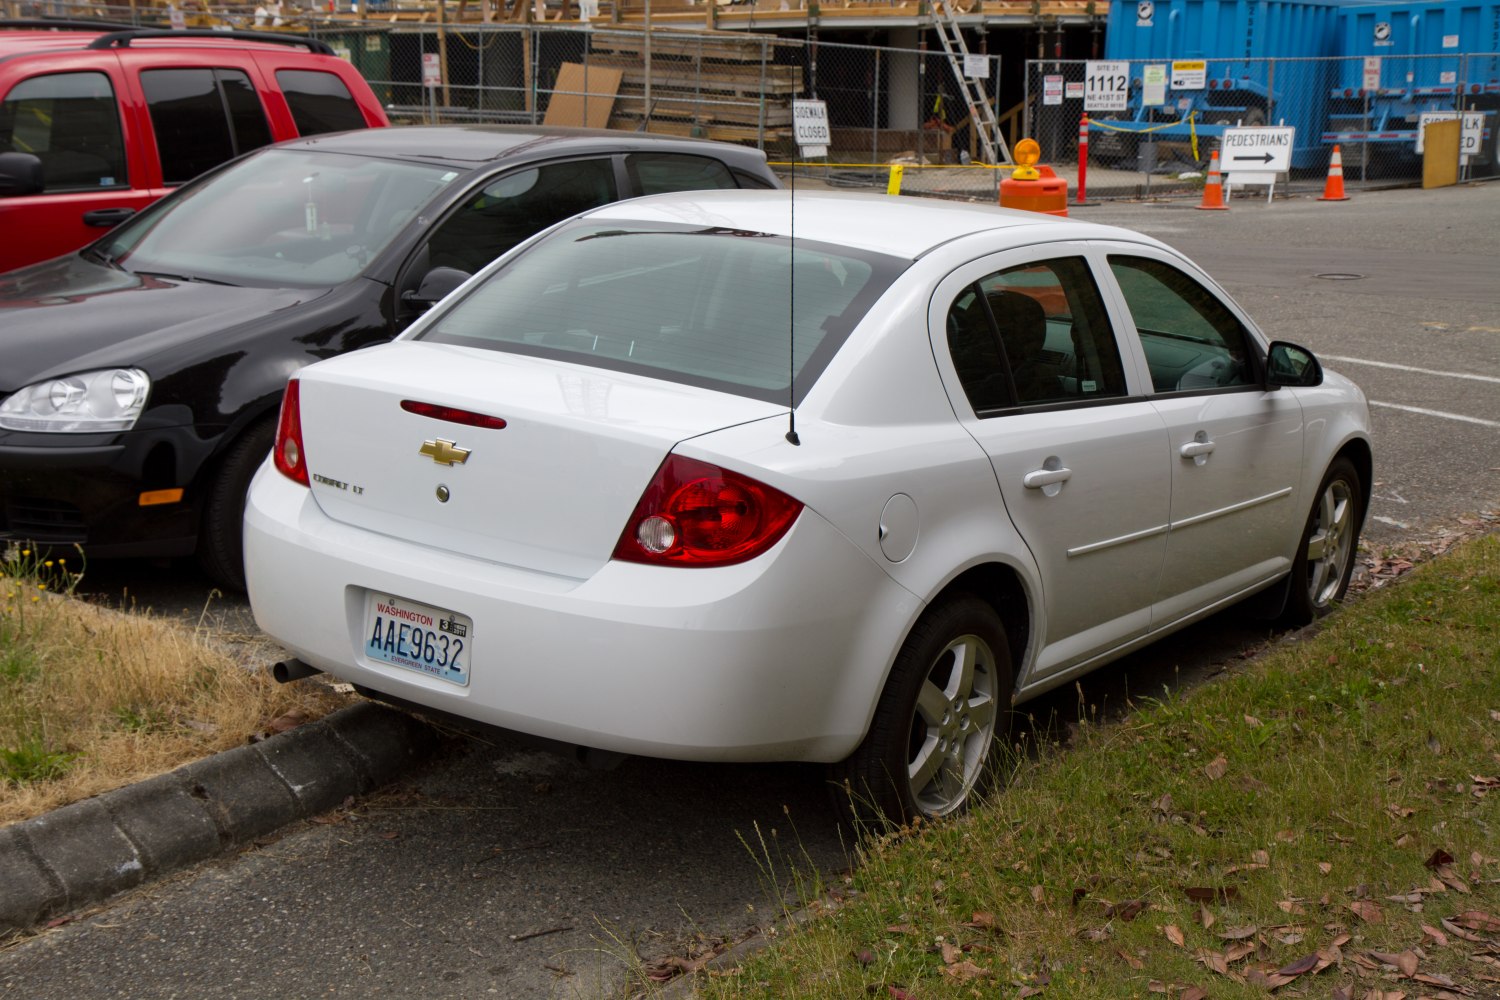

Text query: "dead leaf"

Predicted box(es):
[1181, 988, 1207, 1000]
[941, 959, 990, 982]
[885, 923, 915, 935]
[1164, 925, 1185, 947]
[1116, 948, 1144, 969]
[1246, 968, 1295, 989]
[1439, 917, 1485, 942]
[1204, 755, 1228, 780]
[1421, 924, 1448, 947]
[1278, 899, 1307, 915]
[266, 709, 311, 734]
[963, 911, 997, 931]
[379, 831, 399, 840]
[855, 949, 876, 966]
[940, 941, 962, 965]
[1244, 714, 1262, 727]
[1106, 899, 1145, 921]
[1225, 942, 1256, 962]
[1030, 884, 1046, 904]
[1199, 903, 1215, 930]
[1219, 925, 1257, 940]
[1017, 987, 1044, 999]
[1251, 849, 1270, 865]
[1081, 927, 1111, 942]
[1370, 950, 1419, 976]
[1318, 862, 1333, 875]
[1453, 910, 1500, 932]
[1275, 829, 1298, 843]
[1386, 803, 1416, 819]
[1276, 953, 1320, 977]
[1349, 900, 1384, 924]
[1195, 949, 1230, 976]
[1426, 850, 1456, 870]
[888, 988, 913, 1000]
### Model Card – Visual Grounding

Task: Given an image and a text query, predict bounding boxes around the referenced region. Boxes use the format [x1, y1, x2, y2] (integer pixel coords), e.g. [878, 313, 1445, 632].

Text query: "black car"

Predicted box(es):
[0, 125, 779, 587]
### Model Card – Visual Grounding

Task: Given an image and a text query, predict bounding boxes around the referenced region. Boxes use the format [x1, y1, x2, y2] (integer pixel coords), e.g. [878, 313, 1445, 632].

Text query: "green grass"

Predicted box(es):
[694, 534, 1500, 998]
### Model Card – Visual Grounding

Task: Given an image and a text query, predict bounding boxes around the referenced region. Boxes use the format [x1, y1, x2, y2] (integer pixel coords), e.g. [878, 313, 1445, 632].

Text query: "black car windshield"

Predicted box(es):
[97, 149, 461, 287]
[414, 222, 907, 405]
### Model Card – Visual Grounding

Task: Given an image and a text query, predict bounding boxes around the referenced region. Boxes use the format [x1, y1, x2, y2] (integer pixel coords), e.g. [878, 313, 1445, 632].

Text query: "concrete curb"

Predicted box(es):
[0, 702, 439, 936]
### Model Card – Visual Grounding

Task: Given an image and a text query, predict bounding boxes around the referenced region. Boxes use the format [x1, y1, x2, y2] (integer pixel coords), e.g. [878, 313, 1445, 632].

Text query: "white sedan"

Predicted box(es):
[245, 191, 1370, 821]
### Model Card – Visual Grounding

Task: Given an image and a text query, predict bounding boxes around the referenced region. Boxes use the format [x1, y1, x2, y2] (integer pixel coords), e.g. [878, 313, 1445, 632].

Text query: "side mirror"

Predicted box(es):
[0, 151, 45, 197]
[401, 266, 470, 310]
[1265, 341, 1323, 388]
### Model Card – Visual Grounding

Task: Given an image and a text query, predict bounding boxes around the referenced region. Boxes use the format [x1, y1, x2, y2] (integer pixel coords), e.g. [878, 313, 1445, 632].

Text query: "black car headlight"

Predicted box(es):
[0, 368, 151, 433]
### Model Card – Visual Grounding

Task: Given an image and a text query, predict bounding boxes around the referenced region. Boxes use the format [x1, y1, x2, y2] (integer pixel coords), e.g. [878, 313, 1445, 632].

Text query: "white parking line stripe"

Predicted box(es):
[1322, 355, 1500, 386]
[1369, 401, 1500, 429]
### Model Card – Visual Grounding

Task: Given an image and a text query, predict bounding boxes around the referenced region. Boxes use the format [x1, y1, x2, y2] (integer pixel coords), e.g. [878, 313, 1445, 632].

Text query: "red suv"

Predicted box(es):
[0, 21, 388, 271]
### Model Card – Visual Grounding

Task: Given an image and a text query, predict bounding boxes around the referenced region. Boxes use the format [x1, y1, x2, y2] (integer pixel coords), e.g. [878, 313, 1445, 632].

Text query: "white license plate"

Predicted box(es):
[362, 592, 472, 687]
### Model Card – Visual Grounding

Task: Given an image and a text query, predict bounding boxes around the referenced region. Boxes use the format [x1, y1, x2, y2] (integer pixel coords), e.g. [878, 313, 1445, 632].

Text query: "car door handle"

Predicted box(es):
[1180, 432, 1216, 465]
[1023, 466, 1073, 489]
[82, 207, 136, 228]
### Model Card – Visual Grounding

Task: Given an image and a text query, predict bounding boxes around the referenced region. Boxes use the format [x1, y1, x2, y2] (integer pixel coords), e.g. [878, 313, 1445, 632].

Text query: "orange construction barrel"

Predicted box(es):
[999, 139, 1069, 217]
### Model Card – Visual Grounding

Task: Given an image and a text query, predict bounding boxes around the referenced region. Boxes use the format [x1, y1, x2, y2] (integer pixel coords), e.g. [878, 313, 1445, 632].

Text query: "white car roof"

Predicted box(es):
[581, 189, 1162, 260]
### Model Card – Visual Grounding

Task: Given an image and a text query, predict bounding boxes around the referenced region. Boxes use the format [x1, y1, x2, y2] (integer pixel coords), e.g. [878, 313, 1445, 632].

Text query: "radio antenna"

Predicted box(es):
[785, 168, 800, 446]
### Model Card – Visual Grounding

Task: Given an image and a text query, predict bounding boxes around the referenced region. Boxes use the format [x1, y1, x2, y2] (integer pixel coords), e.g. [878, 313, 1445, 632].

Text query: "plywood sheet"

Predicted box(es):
[543, 62, 622, 129]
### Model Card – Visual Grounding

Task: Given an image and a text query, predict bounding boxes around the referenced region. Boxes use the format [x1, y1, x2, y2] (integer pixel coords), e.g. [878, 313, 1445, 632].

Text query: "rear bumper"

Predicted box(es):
[244, 463, 923, 764]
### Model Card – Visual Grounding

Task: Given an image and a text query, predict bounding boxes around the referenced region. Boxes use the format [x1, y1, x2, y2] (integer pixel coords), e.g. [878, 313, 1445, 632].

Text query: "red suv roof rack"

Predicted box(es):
[85, 28, 336, 57]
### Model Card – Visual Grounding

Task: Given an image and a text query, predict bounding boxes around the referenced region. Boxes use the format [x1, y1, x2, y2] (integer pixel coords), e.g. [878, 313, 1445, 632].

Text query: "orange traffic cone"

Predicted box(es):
[1318, 145, 1351, 202]
[1196, 149, 1229, 211]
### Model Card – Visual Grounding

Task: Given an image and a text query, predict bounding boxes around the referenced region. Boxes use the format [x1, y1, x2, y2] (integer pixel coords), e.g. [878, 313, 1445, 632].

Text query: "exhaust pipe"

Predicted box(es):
[271, 658, 322, 684]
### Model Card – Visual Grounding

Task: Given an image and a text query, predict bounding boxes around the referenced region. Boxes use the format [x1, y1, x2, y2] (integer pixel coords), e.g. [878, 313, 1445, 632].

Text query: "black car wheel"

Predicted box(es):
[197, 416, 275, 591]
[836, 595, 1013, 827]
[1281, 456, 1363, 626]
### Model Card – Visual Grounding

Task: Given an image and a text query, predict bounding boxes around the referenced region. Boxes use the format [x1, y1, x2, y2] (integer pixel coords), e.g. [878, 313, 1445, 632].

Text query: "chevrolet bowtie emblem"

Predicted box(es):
[419, 438, 471, 467]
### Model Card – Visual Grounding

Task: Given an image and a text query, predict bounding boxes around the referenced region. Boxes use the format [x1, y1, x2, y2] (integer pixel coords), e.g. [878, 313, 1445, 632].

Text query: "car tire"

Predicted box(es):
[197, 416, 276, 592]
[835, 595, 1013, 827]
[1280, 456, 1363, 627]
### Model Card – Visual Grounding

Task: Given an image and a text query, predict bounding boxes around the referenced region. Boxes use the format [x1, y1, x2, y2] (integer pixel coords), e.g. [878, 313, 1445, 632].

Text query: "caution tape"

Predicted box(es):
[1089, 112, 1200, 161]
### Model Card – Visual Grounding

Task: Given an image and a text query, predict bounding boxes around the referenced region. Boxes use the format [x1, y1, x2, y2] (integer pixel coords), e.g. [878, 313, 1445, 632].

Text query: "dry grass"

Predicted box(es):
[0, 551, 347, 825]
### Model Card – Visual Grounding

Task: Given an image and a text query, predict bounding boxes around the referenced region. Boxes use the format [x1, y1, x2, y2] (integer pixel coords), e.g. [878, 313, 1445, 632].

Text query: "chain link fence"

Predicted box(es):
[12, 5, 1496, 202]
[1026, 54, 1500, 200]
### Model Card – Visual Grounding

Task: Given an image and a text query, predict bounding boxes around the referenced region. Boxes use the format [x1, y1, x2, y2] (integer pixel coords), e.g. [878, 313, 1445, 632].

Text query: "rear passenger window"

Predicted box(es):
[947, 256, 1127, 413]
[1109, 256, 1256, 393]
[625, 153, 739, 195]
[426, 158, 618, 274]
[0, 72, 127, 191]
[275, 70, 367, 135]
[142, 69, 273, 185]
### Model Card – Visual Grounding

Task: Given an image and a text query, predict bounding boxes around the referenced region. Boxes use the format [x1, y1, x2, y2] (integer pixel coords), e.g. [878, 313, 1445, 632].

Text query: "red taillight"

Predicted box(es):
[612, 455, 803, 567]
[400, 399, 507, 430]
[273, 379, 309, 486]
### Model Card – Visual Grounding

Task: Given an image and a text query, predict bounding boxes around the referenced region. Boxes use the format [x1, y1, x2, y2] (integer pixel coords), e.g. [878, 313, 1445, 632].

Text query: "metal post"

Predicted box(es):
[872, 47, 881, 169]
[644, 0, 652, 131]
[1077, 113, 1088, 203]
[917, 36, 926, 166]
[757, 38, 767, 151]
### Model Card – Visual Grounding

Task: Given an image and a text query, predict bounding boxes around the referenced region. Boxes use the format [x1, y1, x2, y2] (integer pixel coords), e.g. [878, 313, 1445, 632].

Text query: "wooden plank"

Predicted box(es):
[543, 61, 623, 127]
[587, 56, 802, 95]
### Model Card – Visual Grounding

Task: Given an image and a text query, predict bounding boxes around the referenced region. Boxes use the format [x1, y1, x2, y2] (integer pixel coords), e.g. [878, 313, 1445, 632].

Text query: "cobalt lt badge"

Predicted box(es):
[420, 438, 471, 467]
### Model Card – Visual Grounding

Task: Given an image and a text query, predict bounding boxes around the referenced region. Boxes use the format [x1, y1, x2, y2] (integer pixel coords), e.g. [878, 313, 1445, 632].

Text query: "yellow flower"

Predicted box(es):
[20, 549, 29, 556]
[37, 583, 47, 591]
[44, 560, 54, 567]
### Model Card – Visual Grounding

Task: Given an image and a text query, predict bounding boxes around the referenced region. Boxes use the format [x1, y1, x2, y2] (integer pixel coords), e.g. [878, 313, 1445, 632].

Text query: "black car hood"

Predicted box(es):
[0, 255, 330, 390]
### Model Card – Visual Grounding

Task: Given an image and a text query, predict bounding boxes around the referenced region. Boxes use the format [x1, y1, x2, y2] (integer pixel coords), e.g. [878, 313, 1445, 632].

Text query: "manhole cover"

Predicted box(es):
[1314, 272, 1365, 280]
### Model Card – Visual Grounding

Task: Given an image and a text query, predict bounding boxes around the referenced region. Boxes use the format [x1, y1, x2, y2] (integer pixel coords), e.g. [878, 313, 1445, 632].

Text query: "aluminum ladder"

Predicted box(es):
[931, 0, 1010, 165]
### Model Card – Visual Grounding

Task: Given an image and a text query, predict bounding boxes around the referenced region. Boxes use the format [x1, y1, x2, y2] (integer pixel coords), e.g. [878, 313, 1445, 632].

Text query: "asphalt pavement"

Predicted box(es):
[3, 180, 1497, 999]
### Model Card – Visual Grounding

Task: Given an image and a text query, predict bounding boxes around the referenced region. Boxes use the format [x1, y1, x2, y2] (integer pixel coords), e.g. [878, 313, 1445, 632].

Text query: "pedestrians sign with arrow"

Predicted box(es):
[1221, 126, 1295, 173]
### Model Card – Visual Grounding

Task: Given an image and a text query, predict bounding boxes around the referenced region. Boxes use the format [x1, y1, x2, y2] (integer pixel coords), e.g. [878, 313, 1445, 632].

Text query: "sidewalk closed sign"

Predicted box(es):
[792, 100, 830, 158]
[1416, 111, 1485, 162]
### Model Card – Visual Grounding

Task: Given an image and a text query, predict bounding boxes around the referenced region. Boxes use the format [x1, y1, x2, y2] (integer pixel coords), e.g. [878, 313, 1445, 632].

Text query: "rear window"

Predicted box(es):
[416, 223, 906, 404]
[0, 71, 127, 190]
[142, 68, 273, 185]
[275, 70, 366, 135]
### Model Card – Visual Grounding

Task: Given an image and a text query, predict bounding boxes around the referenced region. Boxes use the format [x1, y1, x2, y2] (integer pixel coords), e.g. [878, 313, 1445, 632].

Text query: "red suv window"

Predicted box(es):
[274, 69, 367, 135]
[0, 71, 128, 191]
[141, 68, 274, 186]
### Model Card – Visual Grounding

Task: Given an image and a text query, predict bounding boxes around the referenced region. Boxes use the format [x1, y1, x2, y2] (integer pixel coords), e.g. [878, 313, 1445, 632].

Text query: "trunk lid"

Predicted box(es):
[295, 341, 784, 579]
